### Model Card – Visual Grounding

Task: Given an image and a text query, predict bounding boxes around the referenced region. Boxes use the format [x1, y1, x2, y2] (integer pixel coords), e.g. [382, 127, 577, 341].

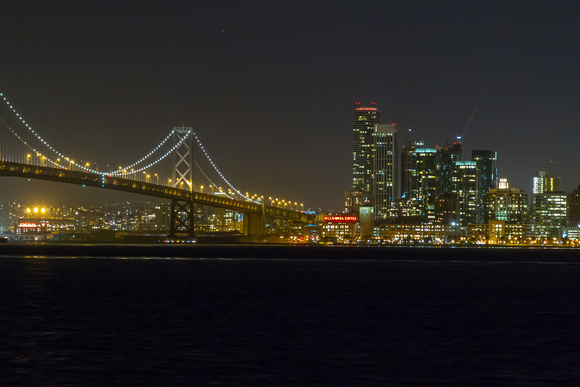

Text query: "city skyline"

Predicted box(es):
[0, 1, 578, 211]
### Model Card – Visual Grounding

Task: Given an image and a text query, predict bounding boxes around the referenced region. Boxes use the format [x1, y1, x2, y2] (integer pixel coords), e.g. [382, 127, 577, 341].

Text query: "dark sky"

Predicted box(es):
[0, 1, 579, 211]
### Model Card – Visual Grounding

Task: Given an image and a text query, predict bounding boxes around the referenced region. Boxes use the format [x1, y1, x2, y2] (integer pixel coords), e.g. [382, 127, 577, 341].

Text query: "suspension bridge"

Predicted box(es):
[0, 91, 310, 238]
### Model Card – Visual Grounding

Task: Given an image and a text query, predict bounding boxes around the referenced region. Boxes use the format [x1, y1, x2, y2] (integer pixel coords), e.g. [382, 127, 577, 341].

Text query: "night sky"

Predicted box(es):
[0, 1, 579, 211]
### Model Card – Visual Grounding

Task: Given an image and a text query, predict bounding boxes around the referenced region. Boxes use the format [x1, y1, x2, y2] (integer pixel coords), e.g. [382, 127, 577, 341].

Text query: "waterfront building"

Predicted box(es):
[375, 222, 449, 244]
[321, 214, 358, 243]
[467, 221, 530, 244]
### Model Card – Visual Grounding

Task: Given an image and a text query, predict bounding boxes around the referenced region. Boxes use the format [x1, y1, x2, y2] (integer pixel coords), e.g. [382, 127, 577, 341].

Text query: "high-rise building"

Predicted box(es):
[436, 142, 462, 197]
[352, 102, 380, 200]
[454, 161, 478, 226]
[372, 124, 398, 220]
[401, 139, 423, 199]
[350, 103, 398, 222]
[472, 150, 498, 223]
[401, 141, 437, 220]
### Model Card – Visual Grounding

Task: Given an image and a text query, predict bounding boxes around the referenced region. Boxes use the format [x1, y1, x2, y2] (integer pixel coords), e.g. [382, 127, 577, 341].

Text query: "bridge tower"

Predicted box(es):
[170, 126, 195, 238]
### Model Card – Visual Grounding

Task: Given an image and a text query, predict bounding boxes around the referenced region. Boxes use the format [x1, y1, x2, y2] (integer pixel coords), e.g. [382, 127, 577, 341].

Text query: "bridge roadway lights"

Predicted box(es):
[170, 199, 195, 238]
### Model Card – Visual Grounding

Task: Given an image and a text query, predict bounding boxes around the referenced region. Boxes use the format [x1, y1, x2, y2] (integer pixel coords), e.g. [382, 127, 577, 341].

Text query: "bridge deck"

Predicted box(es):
[0, 161, 309, 221]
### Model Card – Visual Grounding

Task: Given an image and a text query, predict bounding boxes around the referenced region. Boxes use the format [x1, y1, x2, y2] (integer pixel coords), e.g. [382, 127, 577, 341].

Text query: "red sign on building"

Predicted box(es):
[324, 215, 358, 223]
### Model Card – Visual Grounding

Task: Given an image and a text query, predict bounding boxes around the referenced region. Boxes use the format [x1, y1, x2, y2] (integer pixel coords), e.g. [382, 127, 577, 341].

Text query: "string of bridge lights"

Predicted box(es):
[111, 129, 177, 173]
[1, 92, 105, 174]
[111, 133, 191, 176]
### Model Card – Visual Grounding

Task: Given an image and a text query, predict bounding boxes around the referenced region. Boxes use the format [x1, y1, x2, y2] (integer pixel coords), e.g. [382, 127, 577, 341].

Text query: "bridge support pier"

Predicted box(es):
[243, 204, 266, 237]
[170, 199, 195, 238]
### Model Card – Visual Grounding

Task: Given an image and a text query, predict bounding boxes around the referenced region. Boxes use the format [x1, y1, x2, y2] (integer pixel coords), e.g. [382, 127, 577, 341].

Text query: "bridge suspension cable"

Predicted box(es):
[192, 133, 259, 203]
[0, 89, 302, 209]
[0, 91, 190, 176]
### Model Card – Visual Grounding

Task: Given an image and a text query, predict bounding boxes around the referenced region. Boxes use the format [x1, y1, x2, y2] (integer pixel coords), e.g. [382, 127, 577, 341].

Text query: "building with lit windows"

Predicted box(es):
[375, 222, 449, 244]
[372, 123, 398, 220]
[321, 215, 358, 243]
[532, 192, 567, 239]
[401, 142, 437, 220]
[484, 178, 529, 224]
[531, 170, 567, 239]
[344, 189, 363, 214]
[454, 161, 478, 226]
[533, 170, 562, 194]
[472, 150, 498, 223]
[467, 221, 529, 244]
[436, 142, 462, 197]
[352, 102, 380, 201]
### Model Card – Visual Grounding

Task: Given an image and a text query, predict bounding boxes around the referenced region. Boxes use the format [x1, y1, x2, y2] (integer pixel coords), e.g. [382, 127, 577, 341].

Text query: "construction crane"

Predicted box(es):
[458, 105, 479, 142]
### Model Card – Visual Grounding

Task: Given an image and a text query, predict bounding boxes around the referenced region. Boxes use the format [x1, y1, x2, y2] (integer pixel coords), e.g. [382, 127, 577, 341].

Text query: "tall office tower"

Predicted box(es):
[472, 150, 498, 223]
[454, 161, 478, 226]
[372, 124, 398, 220]
[533, 171, 562, 194]
[401, 141, 437, 219]
[401, 139, 423, 200]
[352, 102, 381, 201]
[436, 142, 462, 197]
[484, 178, 529, 224]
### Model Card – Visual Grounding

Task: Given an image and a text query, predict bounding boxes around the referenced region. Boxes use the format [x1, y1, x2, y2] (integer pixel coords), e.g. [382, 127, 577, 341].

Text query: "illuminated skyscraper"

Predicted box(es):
[401, 140, 437, 220]
[352, 102, 380, 199]
[454, 161, 478, 226]
[350, 103, 398, 221]
[372, 124, 398, 220]
[436, 142, 462, 197]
